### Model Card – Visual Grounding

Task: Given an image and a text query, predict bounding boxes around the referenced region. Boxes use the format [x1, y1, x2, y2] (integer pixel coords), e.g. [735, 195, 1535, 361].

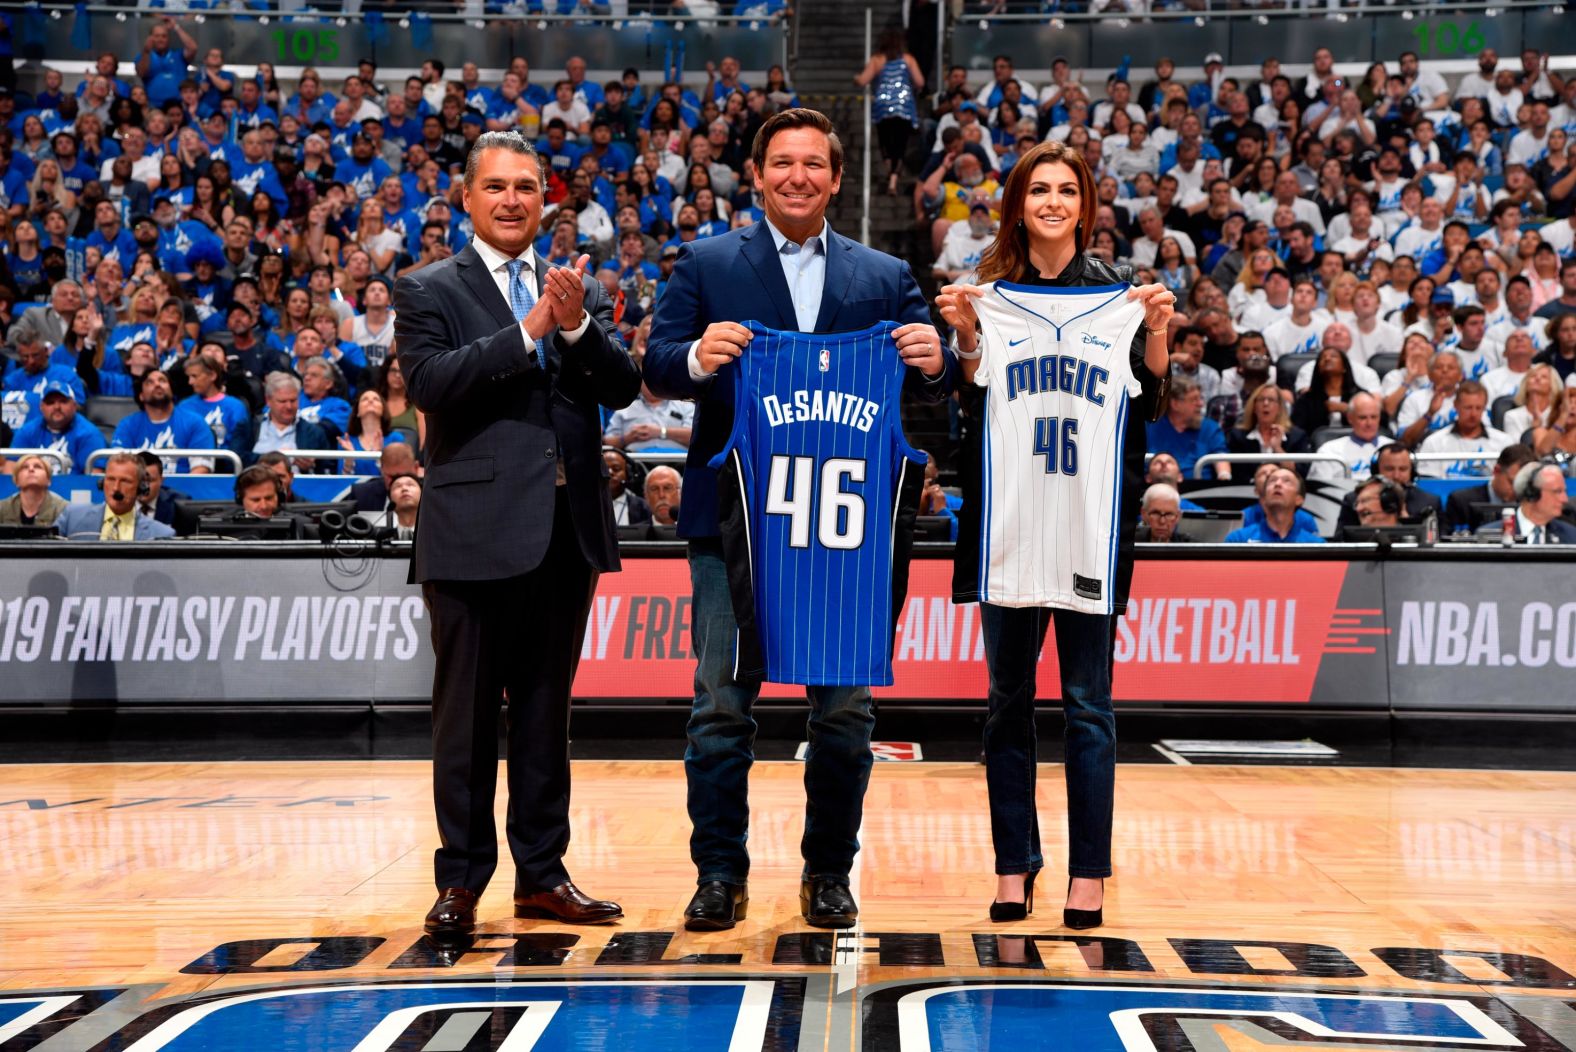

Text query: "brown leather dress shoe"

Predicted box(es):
[514, 881, 623, 924]
[424, 887, 479, 936]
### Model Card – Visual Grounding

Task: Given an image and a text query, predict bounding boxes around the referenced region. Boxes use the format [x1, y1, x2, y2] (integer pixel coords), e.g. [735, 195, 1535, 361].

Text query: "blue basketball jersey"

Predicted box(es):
[712, 320, 925, 686]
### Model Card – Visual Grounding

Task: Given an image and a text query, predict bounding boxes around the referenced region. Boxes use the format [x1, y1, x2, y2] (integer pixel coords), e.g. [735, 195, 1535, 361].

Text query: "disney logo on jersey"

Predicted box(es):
[762, 390, 881, 433]
[1081, 332, 1113, 352]
[1005, 353, 1110, 407]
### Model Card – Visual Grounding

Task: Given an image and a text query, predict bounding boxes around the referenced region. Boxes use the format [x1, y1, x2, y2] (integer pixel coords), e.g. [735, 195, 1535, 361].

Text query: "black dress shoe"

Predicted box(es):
[424, 887, 479, 937]
[514, 881, 623, 924]
[800, 876, 858, 929]
[684, 881, 748, 931]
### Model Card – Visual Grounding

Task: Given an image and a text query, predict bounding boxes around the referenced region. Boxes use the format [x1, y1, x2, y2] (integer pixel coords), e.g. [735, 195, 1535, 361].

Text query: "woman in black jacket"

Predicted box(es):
[1290, 346, 1363, 435]
[1229, 381, 1311, 466]
[935, 140, 1175, 931]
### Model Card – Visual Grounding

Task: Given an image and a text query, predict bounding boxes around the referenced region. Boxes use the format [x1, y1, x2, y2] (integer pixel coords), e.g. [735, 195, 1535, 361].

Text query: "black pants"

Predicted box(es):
[877, 118, 914, 170]
[422, 489, 597, 895]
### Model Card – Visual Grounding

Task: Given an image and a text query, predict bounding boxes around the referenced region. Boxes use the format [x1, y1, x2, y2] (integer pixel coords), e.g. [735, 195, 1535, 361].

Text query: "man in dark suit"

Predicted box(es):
[1513, 461, 1576, 543]
[602, 447, 651, 525]
[1442, 443, 1534, 533]
[645, 108, 953, 933]
[394, 130, 641, 939]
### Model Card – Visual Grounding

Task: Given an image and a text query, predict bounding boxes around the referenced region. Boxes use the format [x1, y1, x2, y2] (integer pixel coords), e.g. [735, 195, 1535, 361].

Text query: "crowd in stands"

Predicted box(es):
[0, 11, 1572, 545]
[920, 44, 1576, 543]
[0, 15, 800, 537]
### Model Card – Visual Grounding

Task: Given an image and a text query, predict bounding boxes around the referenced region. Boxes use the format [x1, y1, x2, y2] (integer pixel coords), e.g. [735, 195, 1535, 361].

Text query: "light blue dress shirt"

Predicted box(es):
[686, 219, 831, 380]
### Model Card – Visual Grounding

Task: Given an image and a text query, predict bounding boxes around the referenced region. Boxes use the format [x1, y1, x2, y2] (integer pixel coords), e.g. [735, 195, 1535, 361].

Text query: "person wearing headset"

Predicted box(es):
[1352, 476, 1406, 528]
[1334, 443, 1444, 530]
[234, 465, 287, 520]
[1512, 461, 1576, 543]
[56, 453, 176, 540]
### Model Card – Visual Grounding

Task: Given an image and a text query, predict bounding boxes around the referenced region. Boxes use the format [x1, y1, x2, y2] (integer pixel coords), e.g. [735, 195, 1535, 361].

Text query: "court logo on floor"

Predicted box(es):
[95, 977, 807, 1052]
[861, 980, 1575, 1051]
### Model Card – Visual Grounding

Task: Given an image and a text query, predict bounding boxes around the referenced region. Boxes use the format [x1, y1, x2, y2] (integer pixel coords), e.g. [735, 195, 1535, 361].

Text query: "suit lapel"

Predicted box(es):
[740, 224, 798, 331]
[814, 229, 854, 332]
[456, 243, 519, 333]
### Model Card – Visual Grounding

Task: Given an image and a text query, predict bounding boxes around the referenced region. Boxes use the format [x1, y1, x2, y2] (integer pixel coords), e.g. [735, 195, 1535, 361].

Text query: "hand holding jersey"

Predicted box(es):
[692, 320, 945, 378]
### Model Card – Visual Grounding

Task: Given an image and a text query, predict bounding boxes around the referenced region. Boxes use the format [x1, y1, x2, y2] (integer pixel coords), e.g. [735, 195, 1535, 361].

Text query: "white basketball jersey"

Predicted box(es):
[972, 281, 1147, 613]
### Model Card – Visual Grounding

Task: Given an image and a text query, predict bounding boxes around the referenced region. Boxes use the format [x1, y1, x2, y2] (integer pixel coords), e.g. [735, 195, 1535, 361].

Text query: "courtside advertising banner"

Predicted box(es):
[0, 553, 1567, 710]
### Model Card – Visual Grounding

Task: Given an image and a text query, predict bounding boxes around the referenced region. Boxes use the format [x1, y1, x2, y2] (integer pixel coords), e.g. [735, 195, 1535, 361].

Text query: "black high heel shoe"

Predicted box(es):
[989, 870, 1038, 922]
[1063, 878, 1104, 930]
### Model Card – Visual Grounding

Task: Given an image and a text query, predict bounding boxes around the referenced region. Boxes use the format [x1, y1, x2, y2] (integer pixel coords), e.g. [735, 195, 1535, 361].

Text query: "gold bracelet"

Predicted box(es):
[1145, 326, 1167, 336]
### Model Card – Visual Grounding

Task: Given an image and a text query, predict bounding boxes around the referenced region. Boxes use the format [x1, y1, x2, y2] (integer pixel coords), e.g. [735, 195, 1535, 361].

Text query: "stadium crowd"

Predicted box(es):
[919, 44, 1575, 542]
[0, 13, 1572, 543]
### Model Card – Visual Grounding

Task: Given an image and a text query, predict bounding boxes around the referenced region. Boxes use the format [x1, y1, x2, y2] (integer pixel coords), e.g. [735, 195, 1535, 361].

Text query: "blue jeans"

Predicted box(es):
[979, 603, 1116, 879]
[684, 542, 875, 885]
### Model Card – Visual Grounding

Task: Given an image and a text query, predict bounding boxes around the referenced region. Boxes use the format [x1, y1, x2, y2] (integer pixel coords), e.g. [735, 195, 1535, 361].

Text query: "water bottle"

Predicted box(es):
[1501, 506, 1516, 547]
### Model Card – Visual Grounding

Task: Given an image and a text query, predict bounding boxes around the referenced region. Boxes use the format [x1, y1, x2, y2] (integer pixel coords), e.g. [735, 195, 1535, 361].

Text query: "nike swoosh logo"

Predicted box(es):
[1008, 337, 1031, 347]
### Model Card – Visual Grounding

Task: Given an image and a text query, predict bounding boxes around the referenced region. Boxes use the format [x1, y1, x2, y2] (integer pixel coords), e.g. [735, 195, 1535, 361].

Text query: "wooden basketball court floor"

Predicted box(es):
[1, 759, 1574, 1050]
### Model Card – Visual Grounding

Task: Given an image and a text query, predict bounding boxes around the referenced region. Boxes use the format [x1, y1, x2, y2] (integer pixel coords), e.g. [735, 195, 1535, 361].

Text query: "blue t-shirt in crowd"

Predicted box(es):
[1146, 417, 1228, 478]
[299, 394, 352, 434]
[1224, 516, 1326, 544]
[11, 413, 108, 474]
[85, 227, 138, 268]
[178, 393, 252, 458]
[140, 46, 190, 107]
[2, 366, 86, 428]
[336, 157, 394, 200]
[227, 159, 288, 209]
[112, 408, 217, 473]
[103, 322, 155, 366]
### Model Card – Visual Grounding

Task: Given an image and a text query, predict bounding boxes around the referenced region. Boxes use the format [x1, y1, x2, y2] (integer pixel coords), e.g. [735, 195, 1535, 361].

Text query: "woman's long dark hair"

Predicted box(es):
[975, 140, 1097, 284]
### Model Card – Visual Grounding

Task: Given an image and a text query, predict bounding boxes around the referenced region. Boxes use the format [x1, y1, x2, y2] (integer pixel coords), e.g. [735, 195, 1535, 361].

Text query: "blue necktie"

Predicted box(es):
[506, 258, 547, 368]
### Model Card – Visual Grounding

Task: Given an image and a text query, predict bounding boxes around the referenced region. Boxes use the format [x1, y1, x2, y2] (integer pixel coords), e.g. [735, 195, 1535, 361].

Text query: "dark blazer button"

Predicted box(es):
[545, 448, 556, 459]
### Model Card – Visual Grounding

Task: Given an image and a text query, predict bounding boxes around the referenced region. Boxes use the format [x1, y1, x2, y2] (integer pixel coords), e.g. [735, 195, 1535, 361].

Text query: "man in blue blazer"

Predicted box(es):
[395, 131, 641, 940]
[56, 453, 176, 540]
[645, 108, 954, 932]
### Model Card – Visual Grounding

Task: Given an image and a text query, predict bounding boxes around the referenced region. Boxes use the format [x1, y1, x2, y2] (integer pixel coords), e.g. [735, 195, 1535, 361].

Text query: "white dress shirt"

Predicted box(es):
[469, 236, 592, 353]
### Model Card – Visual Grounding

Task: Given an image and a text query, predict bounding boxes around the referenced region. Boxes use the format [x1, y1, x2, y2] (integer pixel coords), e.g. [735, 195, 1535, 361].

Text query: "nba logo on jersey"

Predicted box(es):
[712, 320, 925, 686]
[971, 282, 1147, 614]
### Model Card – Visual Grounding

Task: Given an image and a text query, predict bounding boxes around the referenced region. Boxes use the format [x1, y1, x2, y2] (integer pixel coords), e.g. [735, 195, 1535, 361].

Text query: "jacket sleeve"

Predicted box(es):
[643, 243, 715, 402]
[895, 260, 956, 404]
[393, 270, 541, 414]
[556, 272, 641, 412]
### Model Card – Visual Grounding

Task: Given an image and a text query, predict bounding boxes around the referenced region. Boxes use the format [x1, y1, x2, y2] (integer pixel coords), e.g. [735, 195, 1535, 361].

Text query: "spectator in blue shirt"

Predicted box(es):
[296, 356, 352, 437]
[85, 200, 138, 268]
[539, 120, 584, 181]
[227, 130, 288, 211]
[134, 16, 198, 109]
[49, 131, 97, 194]
[10, 381, 107, 475]
[1147, 375, 1230, 480]
[336, 133, 393, 200]
[233, 79, 277, 129]
[564, 56, 605, 112]
[2, 336, 86, 428]
[112, 369, 217, 474]
[1224, 467, 1326, 543]
[178, 352, 251, 462]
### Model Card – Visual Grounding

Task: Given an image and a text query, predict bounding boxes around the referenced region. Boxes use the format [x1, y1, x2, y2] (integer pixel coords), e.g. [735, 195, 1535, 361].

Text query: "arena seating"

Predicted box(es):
[1, 7, 1572, 544]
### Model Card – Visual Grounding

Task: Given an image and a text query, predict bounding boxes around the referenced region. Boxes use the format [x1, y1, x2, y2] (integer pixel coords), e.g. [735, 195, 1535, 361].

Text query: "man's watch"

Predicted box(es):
[660, 424, 668, 440]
